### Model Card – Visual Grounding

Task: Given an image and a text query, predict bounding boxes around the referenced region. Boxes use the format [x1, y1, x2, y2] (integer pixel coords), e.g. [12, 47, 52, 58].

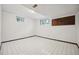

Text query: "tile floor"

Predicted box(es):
[0, 37, 79, 55]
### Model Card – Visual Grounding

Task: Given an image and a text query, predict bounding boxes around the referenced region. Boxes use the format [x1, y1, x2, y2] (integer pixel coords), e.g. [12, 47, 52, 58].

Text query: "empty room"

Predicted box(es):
[0, 4, 79, 55]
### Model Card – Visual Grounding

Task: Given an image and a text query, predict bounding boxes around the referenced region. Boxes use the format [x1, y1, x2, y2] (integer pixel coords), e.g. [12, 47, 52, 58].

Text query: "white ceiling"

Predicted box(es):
[22, 4, 79, 18]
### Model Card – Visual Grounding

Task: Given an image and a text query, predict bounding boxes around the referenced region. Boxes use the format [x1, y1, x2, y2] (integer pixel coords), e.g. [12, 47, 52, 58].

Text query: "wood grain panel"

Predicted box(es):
[52, 15, 75, 26]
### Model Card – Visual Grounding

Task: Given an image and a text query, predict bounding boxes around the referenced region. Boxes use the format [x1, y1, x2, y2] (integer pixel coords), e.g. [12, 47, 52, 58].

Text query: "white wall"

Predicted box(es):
[32, 4, 79, 43]
[2, 4, 79, 43]
[76, 12, 79, 45]
[0, 5, 1, 46]
[36, 15, 77, 43]
[2, 5, 35, 41]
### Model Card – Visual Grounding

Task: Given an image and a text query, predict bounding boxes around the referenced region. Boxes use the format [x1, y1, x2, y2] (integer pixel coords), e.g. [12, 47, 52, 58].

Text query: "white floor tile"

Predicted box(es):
[1, 37, 79, 55]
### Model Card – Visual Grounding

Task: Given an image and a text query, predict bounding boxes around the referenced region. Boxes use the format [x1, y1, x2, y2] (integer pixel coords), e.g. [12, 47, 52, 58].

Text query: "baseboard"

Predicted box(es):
[35, 35, 79, 48]
[0, 43, 2, 51]
[1, 35, 79, 49]
[76, 43, 79, 48]
[1, 35, 35, 43]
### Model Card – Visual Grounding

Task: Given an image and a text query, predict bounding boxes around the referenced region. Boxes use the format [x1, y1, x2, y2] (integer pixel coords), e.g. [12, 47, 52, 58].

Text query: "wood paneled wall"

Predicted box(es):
[52, 15, 75, 26]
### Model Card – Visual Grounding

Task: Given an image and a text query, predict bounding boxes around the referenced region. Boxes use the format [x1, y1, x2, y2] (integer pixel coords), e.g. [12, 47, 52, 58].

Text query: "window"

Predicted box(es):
[40, 19, 50, 25]
[16, 16, 24, 22]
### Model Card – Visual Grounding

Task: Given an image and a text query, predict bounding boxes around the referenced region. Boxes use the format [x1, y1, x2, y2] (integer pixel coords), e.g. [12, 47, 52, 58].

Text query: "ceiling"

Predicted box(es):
[22, 4, 79, 19]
